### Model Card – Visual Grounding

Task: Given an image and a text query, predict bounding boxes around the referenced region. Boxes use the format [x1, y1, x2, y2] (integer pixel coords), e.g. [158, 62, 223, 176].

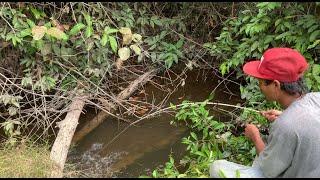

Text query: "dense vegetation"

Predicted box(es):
[0, 2, 319, 177]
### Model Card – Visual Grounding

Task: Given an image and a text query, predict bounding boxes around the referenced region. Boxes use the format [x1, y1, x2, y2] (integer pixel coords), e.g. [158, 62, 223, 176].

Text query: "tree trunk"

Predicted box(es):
[71, 69, 157, 144]
[50, 95, 87, 178]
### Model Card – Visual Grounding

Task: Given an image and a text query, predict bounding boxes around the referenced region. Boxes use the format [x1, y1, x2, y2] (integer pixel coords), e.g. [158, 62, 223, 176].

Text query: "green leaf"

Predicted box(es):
[310, 30, 320, 42]
[160, 31, 167, 39]
[275, 18, 282, 27]
[312, 64, 320, 76]
[172, 54, 178, 63]
[100, 33, 108, 46]
[169, 102, 176, 110]
[152, 170, 158, 178]
[118, 47, 131, 61]
[176, 39, 184, 49]
[250, 41, 259, 52]
[190, 132, 197, 140]
[307, 39, 320, 49]
[69, 23, 85, 36]
[105, 27, 118, 34]
[30, 7, 41, 19]
[26, 19, 35, 28]
[153, 19, 162, 26]
[85, 26, 93, 38]
[83, 13, 92, 26]
[20, 28, 32, 38]
[109, 36, 118, 53]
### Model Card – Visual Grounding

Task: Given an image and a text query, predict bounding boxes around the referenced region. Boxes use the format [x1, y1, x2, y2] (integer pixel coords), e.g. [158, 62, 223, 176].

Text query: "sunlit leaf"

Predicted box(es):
[119, 27, 132, 45]
[83, 13, 92, 26]
[26, 19, 35, 28]
[46, 27, 68, 40]
[30, 7, 41, 19]
[69, 23, 85, 36]
[132, 33, 142, 43]
[31, 26, 47, 40]
[109, 36, 118, 53]
[118, 47, 131, 61]
[20, 28, 31, 37]
[119, 27, 131, 35]
[100, 33, 108, 46]
[85, 26, 93, 38]
[130, 44, 141, 55]
[105, 27, 118, 34]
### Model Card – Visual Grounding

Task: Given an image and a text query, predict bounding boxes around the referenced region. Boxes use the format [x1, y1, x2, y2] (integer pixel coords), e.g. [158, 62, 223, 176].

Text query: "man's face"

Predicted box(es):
[258, 78, 277, 101]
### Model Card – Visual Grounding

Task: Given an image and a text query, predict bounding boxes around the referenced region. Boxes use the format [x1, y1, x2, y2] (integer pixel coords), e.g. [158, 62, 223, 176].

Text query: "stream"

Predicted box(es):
[67, 69, 243, 177]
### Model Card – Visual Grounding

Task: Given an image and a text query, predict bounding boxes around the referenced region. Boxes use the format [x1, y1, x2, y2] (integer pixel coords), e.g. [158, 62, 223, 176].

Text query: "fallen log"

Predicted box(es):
[71, 69, 157, 144]
[50, 95, 87, 178]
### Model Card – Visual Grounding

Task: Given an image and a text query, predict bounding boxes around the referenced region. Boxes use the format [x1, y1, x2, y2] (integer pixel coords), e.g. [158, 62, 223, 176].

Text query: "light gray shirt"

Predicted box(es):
[257, 92, 320, 178]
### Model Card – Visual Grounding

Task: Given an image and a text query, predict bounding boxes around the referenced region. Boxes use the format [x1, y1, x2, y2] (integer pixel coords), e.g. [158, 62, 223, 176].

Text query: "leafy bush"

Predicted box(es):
[204, 2, 320, 104]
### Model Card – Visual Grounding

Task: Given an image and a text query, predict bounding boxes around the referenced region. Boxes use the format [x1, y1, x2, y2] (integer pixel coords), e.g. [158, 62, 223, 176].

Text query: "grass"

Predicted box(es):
[0, 139, 55, 178]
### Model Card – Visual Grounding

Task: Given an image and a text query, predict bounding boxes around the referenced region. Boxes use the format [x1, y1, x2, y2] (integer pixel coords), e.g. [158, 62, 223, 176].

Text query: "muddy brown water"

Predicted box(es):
[67, 69, 243, 177]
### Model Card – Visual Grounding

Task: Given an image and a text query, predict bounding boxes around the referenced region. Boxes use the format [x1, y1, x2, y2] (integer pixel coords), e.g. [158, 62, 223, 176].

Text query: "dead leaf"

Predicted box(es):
[136, 108, 148, 115]
[116, 58, 123, 70]
[119, 27, 132, 45]
[46, 27, 66, 39]
[123, 34, 132, 45]
[63, 24, 70, 31]
[119, 27, 132, 35]
[31, 26, 47, 40]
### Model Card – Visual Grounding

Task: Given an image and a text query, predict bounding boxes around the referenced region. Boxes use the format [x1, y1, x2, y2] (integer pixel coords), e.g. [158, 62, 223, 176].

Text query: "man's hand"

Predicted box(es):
[260, 109, 282, 122]
[244, 124, 260, 142]
[244, 124, 265, 154]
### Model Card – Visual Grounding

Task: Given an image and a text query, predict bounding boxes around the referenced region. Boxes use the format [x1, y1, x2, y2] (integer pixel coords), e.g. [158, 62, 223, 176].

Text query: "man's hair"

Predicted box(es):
[264, 77, 309, 96]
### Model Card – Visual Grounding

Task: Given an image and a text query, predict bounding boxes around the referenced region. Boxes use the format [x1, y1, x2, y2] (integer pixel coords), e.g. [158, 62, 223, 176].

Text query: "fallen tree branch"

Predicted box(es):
[71, 68, 158, 144]
[50, 95, 87, 178]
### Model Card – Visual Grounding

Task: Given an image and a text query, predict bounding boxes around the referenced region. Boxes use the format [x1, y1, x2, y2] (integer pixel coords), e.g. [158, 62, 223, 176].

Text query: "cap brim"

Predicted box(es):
[243, 60, 268, 79]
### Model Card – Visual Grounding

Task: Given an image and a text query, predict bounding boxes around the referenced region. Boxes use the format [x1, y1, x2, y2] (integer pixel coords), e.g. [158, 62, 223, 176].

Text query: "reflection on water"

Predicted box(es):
[67, 69, 242, 177]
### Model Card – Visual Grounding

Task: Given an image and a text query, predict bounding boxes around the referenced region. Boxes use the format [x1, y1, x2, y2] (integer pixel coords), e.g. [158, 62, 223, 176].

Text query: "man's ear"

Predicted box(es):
[273, 80, 281, 89]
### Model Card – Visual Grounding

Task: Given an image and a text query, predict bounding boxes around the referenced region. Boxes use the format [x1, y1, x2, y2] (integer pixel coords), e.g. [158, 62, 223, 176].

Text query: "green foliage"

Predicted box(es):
[204, 2, 320, 103]
[144, 100, 256, 178]
[0, 3, 189, 94]
[144, 31, 185, 68]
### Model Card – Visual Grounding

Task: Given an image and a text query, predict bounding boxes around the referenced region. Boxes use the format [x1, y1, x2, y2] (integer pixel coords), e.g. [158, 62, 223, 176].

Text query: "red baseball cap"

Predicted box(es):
[243, 47, 309, 82]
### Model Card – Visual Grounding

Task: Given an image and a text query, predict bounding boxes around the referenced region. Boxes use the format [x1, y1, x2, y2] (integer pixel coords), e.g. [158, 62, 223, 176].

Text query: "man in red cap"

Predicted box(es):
[210, 47, 320, 178]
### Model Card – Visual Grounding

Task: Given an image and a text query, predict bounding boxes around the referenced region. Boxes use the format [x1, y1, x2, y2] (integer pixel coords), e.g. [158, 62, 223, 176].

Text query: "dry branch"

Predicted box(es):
[50, 95, 87, 178]
[71, 69, 158, 144]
